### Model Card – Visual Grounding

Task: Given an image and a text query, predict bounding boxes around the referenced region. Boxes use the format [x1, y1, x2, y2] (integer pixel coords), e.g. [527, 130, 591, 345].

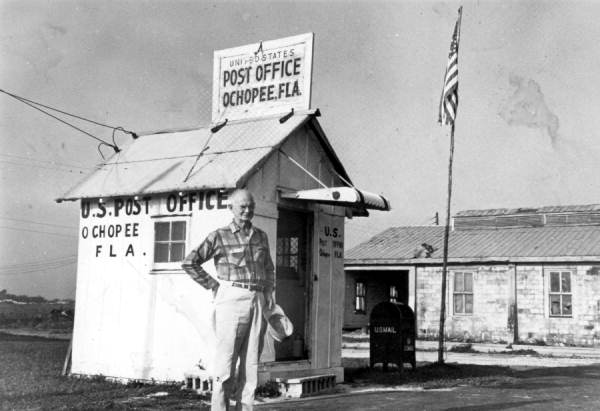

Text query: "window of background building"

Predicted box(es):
[549, 270, 572, 317]
[355, 281, 366, 313]
[453, 271, 473, 314]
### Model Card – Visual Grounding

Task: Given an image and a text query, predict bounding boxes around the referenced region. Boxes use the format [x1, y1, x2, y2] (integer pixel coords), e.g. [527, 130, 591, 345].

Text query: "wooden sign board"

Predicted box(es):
[212, 33, 314, 122]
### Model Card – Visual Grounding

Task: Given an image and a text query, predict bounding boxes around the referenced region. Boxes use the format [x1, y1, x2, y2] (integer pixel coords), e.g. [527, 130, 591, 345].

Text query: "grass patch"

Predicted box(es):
[344, 361, 518, 390]
[0, 332, 209, 410]
[498, 348, 539, 356]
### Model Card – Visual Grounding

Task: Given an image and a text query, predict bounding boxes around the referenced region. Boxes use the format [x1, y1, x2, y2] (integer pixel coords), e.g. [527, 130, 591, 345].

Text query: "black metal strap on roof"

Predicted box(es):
[210, 118, 228, 133]
[278, 149, 328, 189]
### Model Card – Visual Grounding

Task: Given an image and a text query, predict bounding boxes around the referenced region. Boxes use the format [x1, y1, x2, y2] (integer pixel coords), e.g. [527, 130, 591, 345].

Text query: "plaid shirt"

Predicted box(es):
[182, 221, 275, 292]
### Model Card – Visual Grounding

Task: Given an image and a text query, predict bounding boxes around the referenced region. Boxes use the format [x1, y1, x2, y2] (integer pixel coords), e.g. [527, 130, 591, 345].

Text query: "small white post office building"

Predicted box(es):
[58, 110, 389, 384]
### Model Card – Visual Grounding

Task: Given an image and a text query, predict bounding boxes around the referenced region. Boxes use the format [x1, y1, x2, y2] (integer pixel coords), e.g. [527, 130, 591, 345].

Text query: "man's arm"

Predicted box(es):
[181, 232, 220, 290]
[263, 231, 276, 309]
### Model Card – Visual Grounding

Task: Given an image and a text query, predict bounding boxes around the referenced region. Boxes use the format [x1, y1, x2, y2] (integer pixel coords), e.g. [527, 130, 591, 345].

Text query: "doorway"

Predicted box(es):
[275, 208, 312, 361]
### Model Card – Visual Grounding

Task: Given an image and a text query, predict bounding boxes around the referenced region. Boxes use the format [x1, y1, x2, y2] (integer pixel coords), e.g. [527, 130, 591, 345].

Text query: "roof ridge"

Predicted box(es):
[137, 109, 320, 136]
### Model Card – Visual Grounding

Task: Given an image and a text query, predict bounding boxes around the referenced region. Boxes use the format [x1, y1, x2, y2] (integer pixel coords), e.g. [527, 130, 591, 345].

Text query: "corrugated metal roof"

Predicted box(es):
[456, 204, 600, 217]
[345, 225, 600, 263]
[59, 113, 330, 200]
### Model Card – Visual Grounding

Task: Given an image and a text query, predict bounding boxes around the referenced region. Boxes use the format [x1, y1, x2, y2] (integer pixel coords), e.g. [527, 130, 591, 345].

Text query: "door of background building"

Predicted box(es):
[275, 208, 312, 361]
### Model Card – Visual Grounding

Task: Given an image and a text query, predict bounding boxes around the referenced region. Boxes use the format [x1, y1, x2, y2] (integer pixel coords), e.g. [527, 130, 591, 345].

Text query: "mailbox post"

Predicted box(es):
[369, 302, 416, 371]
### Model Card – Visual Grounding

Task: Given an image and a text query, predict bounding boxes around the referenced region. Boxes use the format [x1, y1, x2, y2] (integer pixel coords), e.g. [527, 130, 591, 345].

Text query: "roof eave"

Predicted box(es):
[56, 111, 321, 202]
[345, 256, 600, 265]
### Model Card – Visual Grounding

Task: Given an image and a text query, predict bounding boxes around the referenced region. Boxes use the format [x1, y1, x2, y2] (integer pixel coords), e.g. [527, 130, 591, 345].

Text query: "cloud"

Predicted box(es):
[499, 74, 559, 145]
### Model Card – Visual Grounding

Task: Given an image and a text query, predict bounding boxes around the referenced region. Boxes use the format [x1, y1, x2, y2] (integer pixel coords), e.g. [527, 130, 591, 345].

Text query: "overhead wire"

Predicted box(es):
[0, 260, 77, 275]
[0, 88, 138, 155]
[0, 159, 87, 174]
[0, 260, 77, 274]
[0, 154, 101, 170]
[1, 90, 118, 130]
[101, 145, 274, 166]
[0, 255, 77, 270]
[2, 255, 76, 266]
[0, 254, 77, 276]
[0, 216, 78, 230]
[0, 225, 76, 238]
[2, 91, 116, 149]
[0, 256, 76, 268]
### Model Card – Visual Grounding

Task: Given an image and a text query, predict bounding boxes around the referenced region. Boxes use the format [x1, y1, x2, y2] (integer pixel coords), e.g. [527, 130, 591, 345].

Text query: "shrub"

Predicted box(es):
[449, 343, 476, 353]
[255, 380, 281, 398]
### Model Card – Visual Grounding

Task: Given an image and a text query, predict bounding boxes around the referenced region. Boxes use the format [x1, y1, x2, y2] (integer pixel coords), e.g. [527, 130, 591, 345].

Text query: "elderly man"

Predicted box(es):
[182, 189, 275, 411]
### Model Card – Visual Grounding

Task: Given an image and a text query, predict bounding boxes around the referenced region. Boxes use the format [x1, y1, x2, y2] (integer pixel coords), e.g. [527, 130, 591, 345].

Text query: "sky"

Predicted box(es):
[1, 0, 599, 299]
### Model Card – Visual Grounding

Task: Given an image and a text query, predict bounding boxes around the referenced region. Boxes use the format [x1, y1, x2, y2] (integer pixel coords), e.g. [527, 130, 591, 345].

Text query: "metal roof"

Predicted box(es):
[345, 225, 600, 264]
[456, 204, 600, 217]
[58, 111, 348, 200]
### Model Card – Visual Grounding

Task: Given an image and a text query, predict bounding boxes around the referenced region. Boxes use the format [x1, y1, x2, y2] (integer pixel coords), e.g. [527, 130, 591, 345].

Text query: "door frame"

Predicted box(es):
[275, 206, 314, 360]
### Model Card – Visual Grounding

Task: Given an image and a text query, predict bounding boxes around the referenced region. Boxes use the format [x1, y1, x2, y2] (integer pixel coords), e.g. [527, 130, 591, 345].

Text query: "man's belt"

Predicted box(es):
[229, 281, 265, 292]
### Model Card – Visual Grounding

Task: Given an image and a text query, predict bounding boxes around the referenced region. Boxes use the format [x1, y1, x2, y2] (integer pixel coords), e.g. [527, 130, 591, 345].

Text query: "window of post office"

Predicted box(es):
[153, 220, 187, 268]
[355, 281, 366, 313]
[453, 271, 473, 315]
[389, 285, 398, 303]
[549, 271, 572, 317]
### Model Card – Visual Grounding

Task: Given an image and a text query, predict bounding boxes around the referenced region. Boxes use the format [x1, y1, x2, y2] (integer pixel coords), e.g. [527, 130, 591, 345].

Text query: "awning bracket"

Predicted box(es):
[278, 149, 328, 189]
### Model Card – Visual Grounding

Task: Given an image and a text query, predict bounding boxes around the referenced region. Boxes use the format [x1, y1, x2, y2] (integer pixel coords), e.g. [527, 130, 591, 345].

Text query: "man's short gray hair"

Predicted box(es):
[229, 189, 255, 206]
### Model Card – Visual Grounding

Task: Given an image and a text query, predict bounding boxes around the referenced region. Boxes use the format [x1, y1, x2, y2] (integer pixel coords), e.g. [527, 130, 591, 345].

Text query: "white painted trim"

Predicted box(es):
[150, 215, 192, 271]
[543, 266, 576, 319]
[345, 265, 410, 271]
[408, 266, 416, 310]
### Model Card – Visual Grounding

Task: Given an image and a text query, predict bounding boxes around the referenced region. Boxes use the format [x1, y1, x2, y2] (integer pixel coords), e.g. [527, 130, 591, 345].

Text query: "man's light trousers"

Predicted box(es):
[211, 283, 266, 411]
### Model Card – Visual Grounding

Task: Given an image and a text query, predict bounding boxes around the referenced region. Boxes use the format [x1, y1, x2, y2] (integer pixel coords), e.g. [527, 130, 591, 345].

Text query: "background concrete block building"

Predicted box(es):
[345, 205, 600, 346]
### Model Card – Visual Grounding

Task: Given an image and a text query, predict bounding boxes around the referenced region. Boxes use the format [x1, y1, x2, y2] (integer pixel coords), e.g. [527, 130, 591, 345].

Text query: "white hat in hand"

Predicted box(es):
[263, 304, 294, 342]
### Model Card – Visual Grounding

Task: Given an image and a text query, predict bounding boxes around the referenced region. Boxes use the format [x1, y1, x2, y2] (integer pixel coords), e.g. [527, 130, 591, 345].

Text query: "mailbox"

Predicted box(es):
[369, 302, 416, 371]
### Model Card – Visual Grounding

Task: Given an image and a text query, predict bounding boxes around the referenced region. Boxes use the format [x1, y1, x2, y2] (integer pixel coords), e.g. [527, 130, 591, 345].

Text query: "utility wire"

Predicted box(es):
[0, 226, 76, 238]
[0, 154, 100, 170]
[1, 91, 115, 148]
[0, 160, 86, 174]
[102, 145, 274, 166]
[0, 259, 77, 273]
[0, 89, 117, 130]
[0, 88, 137, 153]
[0, 259, 76, 270]
[0, 261, 76, 275]
[0, 216, 77, 230]
[0, 255, 77, 270]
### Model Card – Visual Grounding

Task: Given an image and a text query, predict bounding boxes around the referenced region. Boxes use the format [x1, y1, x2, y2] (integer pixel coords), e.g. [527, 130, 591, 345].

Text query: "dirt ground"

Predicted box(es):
[2, 331, 600, 410]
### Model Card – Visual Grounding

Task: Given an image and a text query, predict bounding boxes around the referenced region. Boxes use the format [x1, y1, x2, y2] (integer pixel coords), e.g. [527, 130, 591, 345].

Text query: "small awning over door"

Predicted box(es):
[281, 187, 390, 211]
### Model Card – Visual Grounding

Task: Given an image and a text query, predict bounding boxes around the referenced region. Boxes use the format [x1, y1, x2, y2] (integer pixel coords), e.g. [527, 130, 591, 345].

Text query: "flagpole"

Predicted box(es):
[437, 121, 455, 364]
[437, 6, 462, 365]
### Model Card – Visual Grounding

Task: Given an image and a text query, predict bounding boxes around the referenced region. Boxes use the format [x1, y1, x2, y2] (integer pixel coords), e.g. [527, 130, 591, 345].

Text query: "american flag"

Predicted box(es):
[439, 7, 463, 126]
